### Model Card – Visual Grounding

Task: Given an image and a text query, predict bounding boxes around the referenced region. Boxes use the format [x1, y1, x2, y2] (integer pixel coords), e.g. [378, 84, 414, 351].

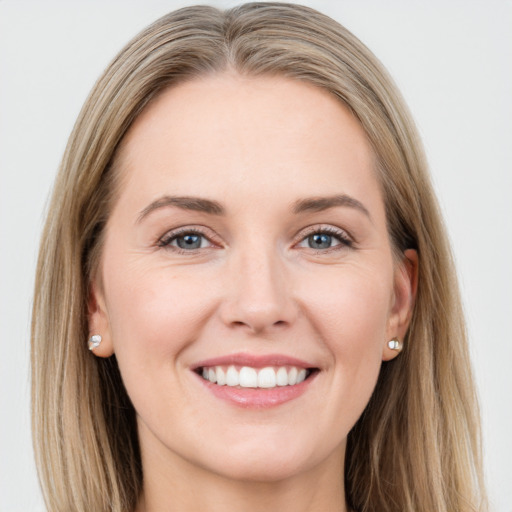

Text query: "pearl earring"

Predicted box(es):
[88, 334, 102, 351]
[387, 338, 402, 352]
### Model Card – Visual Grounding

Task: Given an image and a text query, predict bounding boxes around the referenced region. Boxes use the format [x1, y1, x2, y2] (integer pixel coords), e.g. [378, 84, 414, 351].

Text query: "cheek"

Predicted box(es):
[296, 263, 392, 407]
[101, 259, 223, 437]
[300, 262, 393, 350]
[103, 257, 217, 367]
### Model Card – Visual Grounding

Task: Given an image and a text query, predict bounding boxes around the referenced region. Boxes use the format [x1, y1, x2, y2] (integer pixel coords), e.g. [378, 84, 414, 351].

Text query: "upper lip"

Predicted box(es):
[192, 352, 317, 370]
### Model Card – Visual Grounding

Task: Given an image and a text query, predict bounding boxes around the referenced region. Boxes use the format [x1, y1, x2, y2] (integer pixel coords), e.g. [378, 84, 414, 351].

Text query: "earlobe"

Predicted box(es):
[87, 334, 103, 351]
[88, 279, 114, 358]
[383, 249, 418, 361]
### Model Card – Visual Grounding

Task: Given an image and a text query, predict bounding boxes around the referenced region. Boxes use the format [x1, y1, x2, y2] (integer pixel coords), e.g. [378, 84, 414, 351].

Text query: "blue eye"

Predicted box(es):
[175, 233, 204, 249]
[158, 230, 211, 251]
[307, 233, 335, 249]
[297, 228, 352, 251]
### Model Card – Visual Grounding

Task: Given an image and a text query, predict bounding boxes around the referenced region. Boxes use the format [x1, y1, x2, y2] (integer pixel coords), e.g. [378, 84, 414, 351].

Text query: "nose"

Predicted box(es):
[219, 246, 298, 334]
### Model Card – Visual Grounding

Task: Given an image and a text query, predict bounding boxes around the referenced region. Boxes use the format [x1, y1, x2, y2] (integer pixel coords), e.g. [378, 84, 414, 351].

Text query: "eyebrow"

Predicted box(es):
[293, 194, 371, 219]
[137, 195, 225, 222]
[137, 193, 371, 223]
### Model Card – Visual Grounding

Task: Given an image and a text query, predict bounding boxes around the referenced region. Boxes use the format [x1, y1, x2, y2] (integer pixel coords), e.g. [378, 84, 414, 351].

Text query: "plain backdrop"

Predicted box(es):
[1, 1, 511, 510]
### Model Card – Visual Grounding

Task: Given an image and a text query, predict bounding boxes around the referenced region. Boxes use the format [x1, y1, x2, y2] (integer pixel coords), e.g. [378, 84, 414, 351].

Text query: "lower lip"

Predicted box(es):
[194, 372, 318, 408]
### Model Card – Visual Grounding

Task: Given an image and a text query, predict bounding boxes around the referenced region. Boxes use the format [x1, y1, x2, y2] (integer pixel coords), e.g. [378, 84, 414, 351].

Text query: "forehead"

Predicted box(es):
[114, 73, 382, 215]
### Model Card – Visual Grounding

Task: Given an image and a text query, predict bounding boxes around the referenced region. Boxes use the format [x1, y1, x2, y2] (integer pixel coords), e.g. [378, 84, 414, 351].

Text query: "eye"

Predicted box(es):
[296, 227, 353, 251]
[306, 233, 338, 250]
[157, 228, 215, 252]
[173, 233, 206, 250]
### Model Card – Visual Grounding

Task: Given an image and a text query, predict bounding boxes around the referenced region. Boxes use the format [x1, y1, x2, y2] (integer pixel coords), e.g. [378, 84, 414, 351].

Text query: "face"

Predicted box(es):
[89, 73, 416, 483]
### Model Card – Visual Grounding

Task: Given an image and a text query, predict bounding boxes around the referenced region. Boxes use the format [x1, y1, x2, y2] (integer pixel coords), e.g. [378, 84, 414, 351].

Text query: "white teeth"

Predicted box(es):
[226, 366, 239, 386]
[296, 368, 307, 384]
[239, 367, 258, 387]
[201, 365, 312, 388]
[288, 366, 298, 385]
[276, 367, 288, 386]
[258, 367, 277, 388]
[216, 366, 226, 386]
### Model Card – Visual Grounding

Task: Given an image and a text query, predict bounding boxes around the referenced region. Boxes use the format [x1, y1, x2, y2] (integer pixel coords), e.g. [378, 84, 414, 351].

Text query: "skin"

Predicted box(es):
[89, 73, 417, 512]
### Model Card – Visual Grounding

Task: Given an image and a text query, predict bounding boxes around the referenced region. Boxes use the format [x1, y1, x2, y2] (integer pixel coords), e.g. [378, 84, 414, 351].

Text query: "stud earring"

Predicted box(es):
[88, 334, 102, 351]
[387, 337, 403, 352]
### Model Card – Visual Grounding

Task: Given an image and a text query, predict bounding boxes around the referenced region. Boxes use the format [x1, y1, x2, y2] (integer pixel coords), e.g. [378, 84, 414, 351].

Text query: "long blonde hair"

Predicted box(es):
[31, 3, 486, 511]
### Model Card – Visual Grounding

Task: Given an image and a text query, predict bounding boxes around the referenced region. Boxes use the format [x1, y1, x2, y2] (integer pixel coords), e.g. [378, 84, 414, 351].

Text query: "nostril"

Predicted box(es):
[228, 319, 289, 332]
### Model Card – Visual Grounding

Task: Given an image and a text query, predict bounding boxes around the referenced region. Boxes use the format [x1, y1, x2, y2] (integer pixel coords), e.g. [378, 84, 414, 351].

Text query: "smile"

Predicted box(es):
[199, 365, 313, 388]
[192, 353, 320, 407]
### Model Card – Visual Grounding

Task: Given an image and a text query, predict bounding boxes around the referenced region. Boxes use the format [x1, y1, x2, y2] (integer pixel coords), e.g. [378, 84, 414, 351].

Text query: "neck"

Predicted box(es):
[135, 431, 348, 512]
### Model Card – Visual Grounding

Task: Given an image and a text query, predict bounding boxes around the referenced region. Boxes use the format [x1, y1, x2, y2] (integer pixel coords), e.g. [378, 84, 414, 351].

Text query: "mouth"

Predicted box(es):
[191, 353, 320, 397]
[195, 364, 319, 389]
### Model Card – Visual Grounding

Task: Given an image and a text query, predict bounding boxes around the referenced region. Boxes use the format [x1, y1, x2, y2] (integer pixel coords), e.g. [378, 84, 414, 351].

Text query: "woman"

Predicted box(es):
[31, 3, 487, 511]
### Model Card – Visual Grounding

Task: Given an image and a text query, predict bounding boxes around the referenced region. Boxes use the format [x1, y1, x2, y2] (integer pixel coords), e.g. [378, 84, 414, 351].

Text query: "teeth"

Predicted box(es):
[239, 367, 258, 388]
[276, 367, 288, 386]
[258, 367, 276, 388]
[216, 366, 226, 386]
[226, 366, 239, 386]
[201, 365, 311, 388]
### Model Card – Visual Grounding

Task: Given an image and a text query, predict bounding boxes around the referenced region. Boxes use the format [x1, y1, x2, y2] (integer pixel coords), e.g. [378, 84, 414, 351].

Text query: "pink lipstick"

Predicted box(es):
[192, 352, 319, 408]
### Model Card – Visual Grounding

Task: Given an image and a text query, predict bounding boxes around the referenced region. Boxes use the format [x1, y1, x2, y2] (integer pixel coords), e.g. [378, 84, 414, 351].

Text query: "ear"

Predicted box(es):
[382, 249, 418, 361]
[87, 277, 115, 358]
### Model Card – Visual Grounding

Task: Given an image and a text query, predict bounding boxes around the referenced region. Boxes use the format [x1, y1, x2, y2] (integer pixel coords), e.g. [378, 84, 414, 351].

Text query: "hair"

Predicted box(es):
[31, 3, 487, 511]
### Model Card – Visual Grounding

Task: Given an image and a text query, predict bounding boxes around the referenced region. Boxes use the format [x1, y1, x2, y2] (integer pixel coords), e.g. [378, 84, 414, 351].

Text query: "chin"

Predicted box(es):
[189, 433, 342, 484]
[205, 453, 316, 483]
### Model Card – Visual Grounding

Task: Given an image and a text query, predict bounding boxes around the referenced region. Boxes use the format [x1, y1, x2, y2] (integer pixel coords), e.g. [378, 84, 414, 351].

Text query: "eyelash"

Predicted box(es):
[156, 225, 354, 254]
[296, 225, 354, 252]
[157, 226, 218, 253]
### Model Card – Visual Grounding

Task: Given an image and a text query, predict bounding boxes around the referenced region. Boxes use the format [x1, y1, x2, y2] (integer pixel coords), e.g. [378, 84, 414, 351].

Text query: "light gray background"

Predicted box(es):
[1, 1, 511, 510]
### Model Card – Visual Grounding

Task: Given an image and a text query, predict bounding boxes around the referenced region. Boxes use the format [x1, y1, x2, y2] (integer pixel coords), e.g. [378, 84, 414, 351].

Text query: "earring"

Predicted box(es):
[88, 334, 102, 351]
[387, 337, 403, 352]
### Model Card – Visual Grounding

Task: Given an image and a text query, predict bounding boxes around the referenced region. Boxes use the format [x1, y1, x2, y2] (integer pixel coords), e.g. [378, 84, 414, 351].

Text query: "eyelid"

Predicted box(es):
[295, 224, 353, 242]
[157, 225, 222, 250]
[155, 223, 355, 252]
[293, 224, 355, 251]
